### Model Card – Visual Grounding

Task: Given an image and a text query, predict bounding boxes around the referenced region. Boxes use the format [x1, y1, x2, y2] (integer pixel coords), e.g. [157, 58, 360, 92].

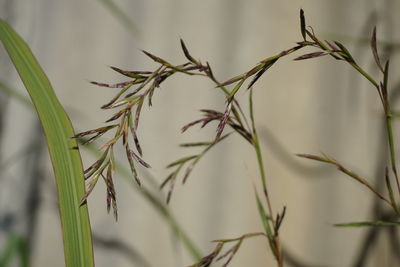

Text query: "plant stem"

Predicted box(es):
[354, 63, 400, 196]
[249, 89, 274, 220]
[249, 89, 283, 266]
[385, 112, 400, 194]
[343, 57, 400, 198]
[253, 133, 274, 219]
[349, 62, 380, 89]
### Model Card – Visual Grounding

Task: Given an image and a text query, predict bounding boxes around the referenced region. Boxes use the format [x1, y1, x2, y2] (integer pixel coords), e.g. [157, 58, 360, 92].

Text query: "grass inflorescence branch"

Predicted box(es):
[186, 232, 266, 267]
[75, 8, 400, 266]
[294, 10, 400, 219]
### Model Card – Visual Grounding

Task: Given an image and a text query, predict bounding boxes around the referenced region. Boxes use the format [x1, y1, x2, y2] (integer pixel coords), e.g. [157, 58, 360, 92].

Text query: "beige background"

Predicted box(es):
[0, 0, 399, 266]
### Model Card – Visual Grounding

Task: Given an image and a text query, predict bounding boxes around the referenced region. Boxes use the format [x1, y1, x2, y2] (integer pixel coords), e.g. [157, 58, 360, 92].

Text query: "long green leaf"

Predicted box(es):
[0, 20, 94, 266]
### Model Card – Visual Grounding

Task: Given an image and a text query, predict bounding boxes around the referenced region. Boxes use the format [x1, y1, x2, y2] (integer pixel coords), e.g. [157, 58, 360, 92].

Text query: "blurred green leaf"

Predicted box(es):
[98, 0, 139, 34]
[335, 221, 400, 227]
[0, 233, 29, 267]
[0, 80, 32, 107]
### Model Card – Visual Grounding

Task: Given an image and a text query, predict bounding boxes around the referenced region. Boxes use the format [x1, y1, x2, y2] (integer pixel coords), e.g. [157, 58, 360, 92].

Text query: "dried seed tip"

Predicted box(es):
[275, 206, 287, 232]
[81, 133, 102, 145]
[166, 155, 197, 168]
[179, 141, 213, 147]
[166, 191, 172, 204]
[247, 60, 276, 89]
[294, 51, 327, 61]
[180, 39, 198, 64]
[91, 80, 134, 89]
[325, 40, 339, 51]
[106, 196, 111, 213]
[181, 118, 208, 133]
[190, 243, 223, 267]
[182, 163, 195, 184]
[216, 116, 228, 138]
[219, 74, 246, 87]
[72, 130, 95, 138]
[73, 126, 111, 139]
[206, 61, 215, 78]
[371, 26, 384, 73]
[105, 109, 126, 122]
[132, 132, 143, 156]
[216, 105, 232, 140]
[141, 49, 157, 60]
[201, 109, 221, 116]
[300, 9, 306, 41]
[166, 176, 176, 204]
[110, 66, 123, 73]
[296, 153, 320, 160]
[113, 208, 118, 221]
[110, 66, 151, 78]
[90, 81, 109, 87]
[126, 147, 142, 186]
[79, 197, 88, 206]
[383, 60, 389, 90]
[131, 151, 151, 168]
[333, 41, 355, 63]
[134, 99, 144, 128]
[160, 172, 175, 189]
[141, 50, 167, 65]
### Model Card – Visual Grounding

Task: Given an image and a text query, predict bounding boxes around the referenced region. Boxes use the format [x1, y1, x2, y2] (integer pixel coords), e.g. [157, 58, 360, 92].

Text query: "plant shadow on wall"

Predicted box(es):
[73, 9, 400, 267]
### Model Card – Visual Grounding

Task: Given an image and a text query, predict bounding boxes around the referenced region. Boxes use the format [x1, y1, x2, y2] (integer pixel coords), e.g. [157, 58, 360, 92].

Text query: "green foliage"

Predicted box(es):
[0, 234, 29, 267]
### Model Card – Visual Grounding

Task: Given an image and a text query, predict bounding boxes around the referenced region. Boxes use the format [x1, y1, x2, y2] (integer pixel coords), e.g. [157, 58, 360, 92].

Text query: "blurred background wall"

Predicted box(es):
[0, 0, 399, 266]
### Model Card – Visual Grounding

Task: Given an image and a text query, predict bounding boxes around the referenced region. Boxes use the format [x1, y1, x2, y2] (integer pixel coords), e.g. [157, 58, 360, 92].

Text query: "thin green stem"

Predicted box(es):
[360, 72, 400, 202]
[385, 113, 400, 194]
[253, 134, 274, 218]
[249, 89, 283, 267]
[349, 62, 380, 89]
[346, 60, 400, 196]
[249, 89, 274, 219]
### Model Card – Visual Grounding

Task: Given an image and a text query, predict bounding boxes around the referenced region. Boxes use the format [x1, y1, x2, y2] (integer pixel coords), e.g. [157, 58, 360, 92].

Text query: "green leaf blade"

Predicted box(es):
[0, 20, 94, 267]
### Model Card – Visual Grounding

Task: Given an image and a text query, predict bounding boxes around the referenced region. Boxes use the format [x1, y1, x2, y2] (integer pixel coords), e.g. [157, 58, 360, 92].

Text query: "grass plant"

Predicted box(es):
[1, 8, 399, 267]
